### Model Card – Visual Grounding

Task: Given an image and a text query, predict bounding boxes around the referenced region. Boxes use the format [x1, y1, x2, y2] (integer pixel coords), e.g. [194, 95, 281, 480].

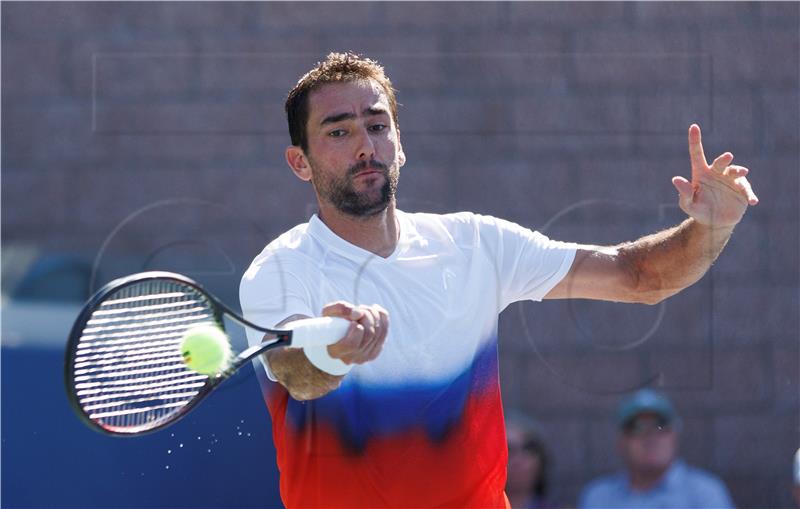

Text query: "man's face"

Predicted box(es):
[302, 79, 404, 217]
[618, 413, 677, 476]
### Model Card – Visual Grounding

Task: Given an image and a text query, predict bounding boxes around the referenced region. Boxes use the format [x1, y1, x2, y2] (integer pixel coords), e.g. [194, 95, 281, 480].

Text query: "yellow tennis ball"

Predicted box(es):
[179, 324, 232, 375]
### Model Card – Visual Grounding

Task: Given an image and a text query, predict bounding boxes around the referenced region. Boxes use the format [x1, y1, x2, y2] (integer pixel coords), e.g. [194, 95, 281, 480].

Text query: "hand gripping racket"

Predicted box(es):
[64, 271, 349, 436]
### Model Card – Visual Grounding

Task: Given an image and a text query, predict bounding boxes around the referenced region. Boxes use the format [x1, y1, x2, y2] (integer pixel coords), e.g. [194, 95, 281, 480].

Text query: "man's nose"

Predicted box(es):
[355, 127, 375, 160]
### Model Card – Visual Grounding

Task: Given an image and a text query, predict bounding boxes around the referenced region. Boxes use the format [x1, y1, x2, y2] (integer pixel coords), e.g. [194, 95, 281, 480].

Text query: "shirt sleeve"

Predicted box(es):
[476, 215, 577, 309]
[239, 252, 315, 381]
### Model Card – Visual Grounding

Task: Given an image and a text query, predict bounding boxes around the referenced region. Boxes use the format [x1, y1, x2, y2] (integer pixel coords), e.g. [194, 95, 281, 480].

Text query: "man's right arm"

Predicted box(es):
[265, 302, 389, 401]
[266, 349, 344, 401]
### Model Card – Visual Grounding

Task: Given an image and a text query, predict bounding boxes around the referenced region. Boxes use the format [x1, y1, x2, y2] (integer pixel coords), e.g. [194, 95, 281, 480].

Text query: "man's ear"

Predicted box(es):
[286, 145, 312, 181]
[397, 130, 406, 167]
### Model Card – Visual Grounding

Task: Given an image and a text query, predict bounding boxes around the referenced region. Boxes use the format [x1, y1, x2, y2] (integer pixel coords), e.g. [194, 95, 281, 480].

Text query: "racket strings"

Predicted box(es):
[78, 377, 207, 402]
[71, 279, 218, 431]
[82, 307, 212, 334]
[74, 342, 184, 366]
[79, 324, 197, 345]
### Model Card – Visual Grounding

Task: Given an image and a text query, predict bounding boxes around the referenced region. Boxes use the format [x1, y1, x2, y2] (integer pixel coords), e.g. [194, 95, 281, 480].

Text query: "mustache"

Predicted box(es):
[347, 160, 388, 177]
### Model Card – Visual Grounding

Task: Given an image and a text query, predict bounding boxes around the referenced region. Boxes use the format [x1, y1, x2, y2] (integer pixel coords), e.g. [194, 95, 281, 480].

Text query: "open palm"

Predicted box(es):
[672, 124, 758, 227]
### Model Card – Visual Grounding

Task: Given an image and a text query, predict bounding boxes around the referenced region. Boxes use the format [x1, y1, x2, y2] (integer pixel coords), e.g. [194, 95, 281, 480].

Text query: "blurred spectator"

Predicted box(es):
[579, 389, 734, 509]
[793, 447, 800, 508]
[506, 414, 561, 509]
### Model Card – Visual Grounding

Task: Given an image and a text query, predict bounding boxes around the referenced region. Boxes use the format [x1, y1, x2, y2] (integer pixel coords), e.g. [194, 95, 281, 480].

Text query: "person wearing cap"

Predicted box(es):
[578, 389, 734, 509]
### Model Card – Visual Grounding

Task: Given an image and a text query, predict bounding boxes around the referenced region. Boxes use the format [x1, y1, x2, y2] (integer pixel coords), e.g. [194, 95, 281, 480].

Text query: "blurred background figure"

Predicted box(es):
[579, 389, 734, 509]
[506, 413, 562, 509]
[793, 448, 800, 508]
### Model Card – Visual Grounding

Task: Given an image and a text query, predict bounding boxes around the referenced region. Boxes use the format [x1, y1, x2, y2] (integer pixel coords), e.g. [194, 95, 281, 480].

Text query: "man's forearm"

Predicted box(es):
[266, 348, 344, 401]
[618, 218, 735, 304]
[265, 314, 345, 401]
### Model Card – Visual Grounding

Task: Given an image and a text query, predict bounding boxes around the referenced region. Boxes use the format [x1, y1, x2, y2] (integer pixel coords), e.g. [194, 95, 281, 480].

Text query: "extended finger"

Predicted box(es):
[688, 124, 708, 172]
[672, 176, 694, 199]
[672, 176, 696, 216]
[723, 165, 749, 178]
[710, 152, 734, 174]
[735, 176, 759, 205]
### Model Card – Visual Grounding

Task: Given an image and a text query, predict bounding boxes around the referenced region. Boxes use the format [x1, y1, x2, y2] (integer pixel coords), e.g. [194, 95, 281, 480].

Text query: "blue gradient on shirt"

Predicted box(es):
[284, 337, 499, 453]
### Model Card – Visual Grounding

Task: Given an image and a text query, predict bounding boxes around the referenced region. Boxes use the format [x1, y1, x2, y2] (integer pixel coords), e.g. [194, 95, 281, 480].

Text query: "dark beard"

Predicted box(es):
[314, 159, 398, 218]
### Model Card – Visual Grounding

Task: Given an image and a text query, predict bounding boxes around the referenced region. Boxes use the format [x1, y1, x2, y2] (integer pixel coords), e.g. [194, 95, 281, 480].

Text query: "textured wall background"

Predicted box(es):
[2, 2, 798, 508]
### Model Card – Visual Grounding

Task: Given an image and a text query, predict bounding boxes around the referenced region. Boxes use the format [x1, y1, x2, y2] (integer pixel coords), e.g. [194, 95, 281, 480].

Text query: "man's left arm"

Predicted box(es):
[545, 124, 759, 305]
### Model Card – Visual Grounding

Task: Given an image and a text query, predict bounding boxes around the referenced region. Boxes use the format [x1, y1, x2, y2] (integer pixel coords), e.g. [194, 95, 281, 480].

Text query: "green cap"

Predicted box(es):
[617, 389, 676, 428]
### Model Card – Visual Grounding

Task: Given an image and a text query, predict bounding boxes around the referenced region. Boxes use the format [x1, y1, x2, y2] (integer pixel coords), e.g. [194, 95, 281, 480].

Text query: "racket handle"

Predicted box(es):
[285, 317, 351, 348]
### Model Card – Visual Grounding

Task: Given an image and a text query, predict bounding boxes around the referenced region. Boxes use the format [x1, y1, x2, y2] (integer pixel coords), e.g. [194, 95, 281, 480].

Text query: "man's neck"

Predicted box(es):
[317, 201, 399, 258]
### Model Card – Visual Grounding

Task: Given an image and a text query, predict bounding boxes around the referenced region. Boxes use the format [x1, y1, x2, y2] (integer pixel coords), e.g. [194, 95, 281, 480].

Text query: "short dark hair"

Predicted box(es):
[285, 52, 400, 152]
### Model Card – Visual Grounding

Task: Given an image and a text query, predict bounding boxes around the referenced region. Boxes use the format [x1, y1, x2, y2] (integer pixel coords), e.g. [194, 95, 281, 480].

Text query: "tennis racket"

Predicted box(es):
[64, 271, 350, 436]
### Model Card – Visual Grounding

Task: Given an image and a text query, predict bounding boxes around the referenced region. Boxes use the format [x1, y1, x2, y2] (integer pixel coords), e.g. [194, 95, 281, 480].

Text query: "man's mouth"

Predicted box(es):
[354, 169, 381, 178]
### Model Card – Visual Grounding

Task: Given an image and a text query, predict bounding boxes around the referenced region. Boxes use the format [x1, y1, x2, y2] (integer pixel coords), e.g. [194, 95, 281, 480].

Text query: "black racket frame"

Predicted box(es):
[64, 271, 293, 436]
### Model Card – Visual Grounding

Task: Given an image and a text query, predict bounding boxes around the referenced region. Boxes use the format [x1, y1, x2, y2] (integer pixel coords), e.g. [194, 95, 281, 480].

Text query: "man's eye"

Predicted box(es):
[369, 124, 387, 132]
[328, 129, 346, 137]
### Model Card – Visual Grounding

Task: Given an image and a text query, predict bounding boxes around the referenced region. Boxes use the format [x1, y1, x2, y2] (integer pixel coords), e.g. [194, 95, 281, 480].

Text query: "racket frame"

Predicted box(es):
[64, 271, 296, 436]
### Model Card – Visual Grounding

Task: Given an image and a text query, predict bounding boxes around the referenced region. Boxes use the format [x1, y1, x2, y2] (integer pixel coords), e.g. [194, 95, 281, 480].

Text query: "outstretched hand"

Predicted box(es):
[672, 124, 758, 228]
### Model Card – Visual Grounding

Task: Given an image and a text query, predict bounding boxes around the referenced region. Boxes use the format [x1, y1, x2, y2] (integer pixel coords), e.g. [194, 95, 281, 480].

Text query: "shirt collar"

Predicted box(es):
[307, 209, 413, 263]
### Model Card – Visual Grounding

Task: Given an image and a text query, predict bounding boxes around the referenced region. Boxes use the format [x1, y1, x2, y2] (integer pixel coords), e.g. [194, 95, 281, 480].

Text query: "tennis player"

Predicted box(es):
[239, 52, 758, 508]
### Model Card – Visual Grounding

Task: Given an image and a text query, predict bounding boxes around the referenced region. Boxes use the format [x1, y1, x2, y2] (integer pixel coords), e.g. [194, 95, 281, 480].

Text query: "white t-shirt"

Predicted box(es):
[240, 210, 575, 384]
[238, 209, 577, 508]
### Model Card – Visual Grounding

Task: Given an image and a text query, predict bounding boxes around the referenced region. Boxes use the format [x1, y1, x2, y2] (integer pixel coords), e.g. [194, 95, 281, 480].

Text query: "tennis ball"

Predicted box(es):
[179, 324, 232, 375]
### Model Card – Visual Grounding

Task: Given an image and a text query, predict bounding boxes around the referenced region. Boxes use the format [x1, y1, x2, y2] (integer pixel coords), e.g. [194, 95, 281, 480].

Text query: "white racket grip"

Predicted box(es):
[285, 317, 351, 348]
[285, 317, 353, 376]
